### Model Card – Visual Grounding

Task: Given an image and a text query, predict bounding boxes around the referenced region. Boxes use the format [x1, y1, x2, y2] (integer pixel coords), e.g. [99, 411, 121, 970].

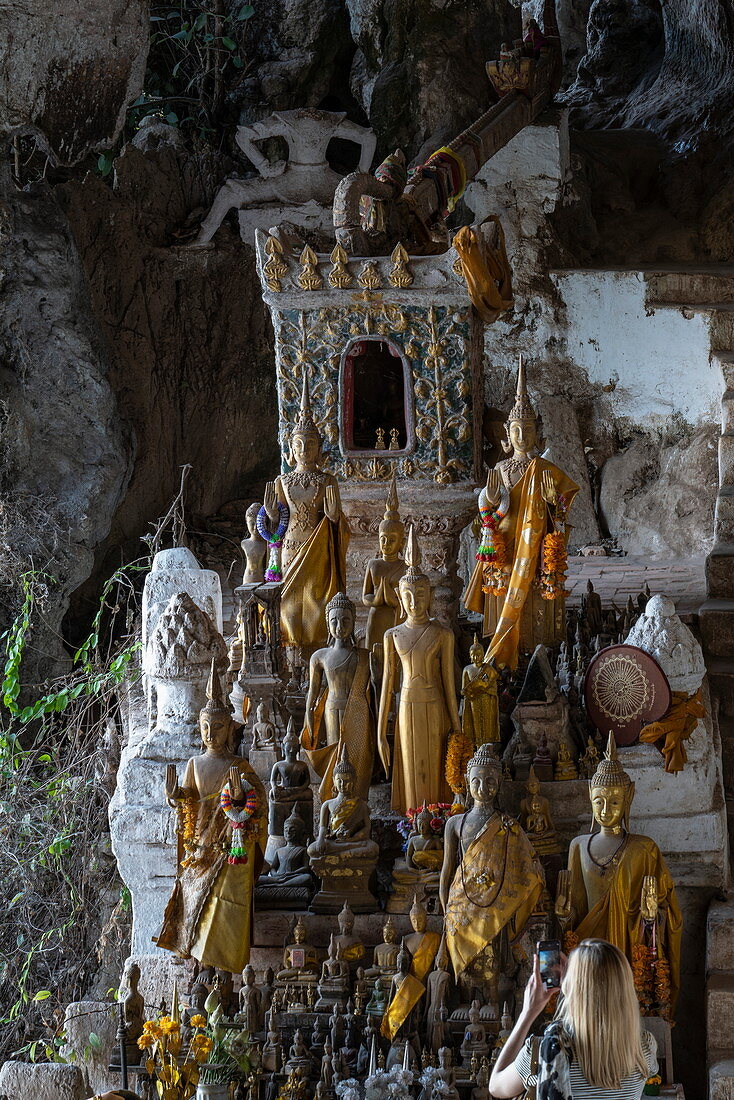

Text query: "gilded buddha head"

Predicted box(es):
[289, 374, 324, 469]
[293, 915, 307, 945]
[326, 591, 356, 644]
[398, 525, 432, 621]
[589, 732, 634, 834]
[199, 659, 234, 754]
[469, 633, 485, 666]
[332, 743, 357, 798]
[409, 893, 428, 933]
[502, 356, 541, 459]
[383, 915, 398, 945]
[466, 743, 501, 807]
[378, 475, 405, 560]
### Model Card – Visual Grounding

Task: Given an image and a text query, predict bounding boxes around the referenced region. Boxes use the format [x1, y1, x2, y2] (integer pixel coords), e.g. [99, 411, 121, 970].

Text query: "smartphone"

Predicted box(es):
[537, 940, 562, 988]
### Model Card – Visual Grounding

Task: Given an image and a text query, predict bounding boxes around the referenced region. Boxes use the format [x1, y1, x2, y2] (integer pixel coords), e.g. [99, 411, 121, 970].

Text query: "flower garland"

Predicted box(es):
[539, 494, 570, 600]
[562, 930, 579, 954]
[632, 943, 656, 1014]
[445, 729, 475, 796]
[220, 780, 259, 864]
[477, 504, 510, 596]
[177, 795, 199, 869]
[256, 503, 290, 582]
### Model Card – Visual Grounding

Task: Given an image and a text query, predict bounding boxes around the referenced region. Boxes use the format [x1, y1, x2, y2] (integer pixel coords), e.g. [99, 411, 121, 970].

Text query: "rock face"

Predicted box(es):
[0, 1061, 85, 1100]
[0, 0, 148, 164]
[626, 593, 707, 695]
[62, 1001, 119, 1096]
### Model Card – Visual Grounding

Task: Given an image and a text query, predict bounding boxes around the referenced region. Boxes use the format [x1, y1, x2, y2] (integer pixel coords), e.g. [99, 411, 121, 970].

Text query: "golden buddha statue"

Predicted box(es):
[157, 661, 267, 973]
[382, 894, 442, 1042]
[440, 744, 543, 1008]
[463, 357, 579, 669]
[302, 591, 374, 800]
[362, 475, 406, 655]
[378, 526, 461, 813]
[264, 374, 349, 657]
[518, 767, 559, 857]
[555, 733, 682, 1016]
[554, 740, 578, 781]
[578, 735, 601, 780]
[334, 900, 366, 967]
[389, 804, 444, 913]
[460, 635, 500, 747]
[365, 916, 400, 979]
[276, 915, 319, 984]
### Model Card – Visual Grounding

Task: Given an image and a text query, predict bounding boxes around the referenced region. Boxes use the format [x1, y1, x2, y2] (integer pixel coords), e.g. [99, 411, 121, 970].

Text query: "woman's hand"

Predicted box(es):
[520, 952, 561, 1021]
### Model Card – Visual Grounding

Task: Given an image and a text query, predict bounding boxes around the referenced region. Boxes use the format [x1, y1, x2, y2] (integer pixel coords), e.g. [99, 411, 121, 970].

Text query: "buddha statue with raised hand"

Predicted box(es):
[460, 635, 500, 748]
[157, 660, 267, 974]
[463, 356, 578, 669]
[302, 591, 375, 800]
[378, 525, 461, 813]
[362, 475, 406, 656]
[264, 374, 348, 658]
[555, 732, 682, 1017]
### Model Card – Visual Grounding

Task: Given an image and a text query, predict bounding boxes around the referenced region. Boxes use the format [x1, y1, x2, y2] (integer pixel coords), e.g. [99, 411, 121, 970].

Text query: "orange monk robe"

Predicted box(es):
[280, 513, 350, 651]
[381, 932, 441, 1041]
[464, 457, 578, 670]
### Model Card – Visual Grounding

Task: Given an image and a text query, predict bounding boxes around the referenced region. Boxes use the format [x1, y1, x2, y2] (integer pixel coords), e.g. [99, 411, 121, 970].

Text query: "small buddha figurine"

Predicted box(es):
[242, 501, 267, 585]
[253, 702, 278, 750]
[365, 915, 400, 978]
[320, 1036, 335, 1088]
[302, 591, 375, 801]
[404, 894, 441, 980]
[555, 733, 682, 1015]
[554, 740, 578, 781]
[316, 935, 351, 1010]
[119, 961, 144, 1064]
[276, 915, 319, 986]
[519, 769, 559, 857]
[531, 732, 553, 782]
[497, 1002, 513, 1047]
[361, 475, 406, 656]
[334, 901, 366, 968]
[381, 945, 423, 1042]
[366, 973, 391, 1017]
[424, 946, 452, 1052]
[406, 804, 444, 874]
[262, 1012, 282, 1073]
[307, 744, 379, 911]
[378, 526, 461, 812]
[268, 720, 314, 839]
[461, 636, 500, 747]
[471, 1059, 491, 1100]
[257, 807, 316, 904]
[157, 661, 267, 973]
[578, 736, 601, 781]
[582, 579, 604, 636]
[433, 1047, 460, 1100]
[239, 965, 262, 1033]
[460, 1000, 489, 1068]
[285, 1029, 314, 1075]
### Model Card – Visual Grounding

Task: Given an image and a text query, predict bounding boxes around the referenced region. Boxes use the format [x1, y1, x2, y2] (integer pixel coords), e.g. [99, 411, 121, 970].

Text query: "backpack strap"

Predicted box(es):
[525, 1034, 542, 1100]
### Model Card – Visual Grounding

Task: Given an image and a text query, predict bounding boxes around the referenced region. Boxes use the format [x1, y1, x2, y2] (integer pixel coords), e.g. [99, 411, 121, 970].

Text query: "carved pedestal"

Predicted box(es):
[309, 851, 378, 914]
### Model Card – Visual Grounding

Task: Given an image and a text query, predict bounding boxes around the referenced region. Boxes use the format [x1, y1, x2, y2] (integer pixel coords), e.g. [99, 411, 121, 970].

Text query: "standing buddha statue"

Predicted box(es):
[264, 374, 349, 658]
[378, 525, 462, 813]
[302, 591, 375, 800]
[460, 635, 500, 748]
[157, 661, 267, 973]
[555, 733, 682, 1018]
[361, 475, 406, 655]
[463, 357, 578, 669]
[241, 501, 267, 585]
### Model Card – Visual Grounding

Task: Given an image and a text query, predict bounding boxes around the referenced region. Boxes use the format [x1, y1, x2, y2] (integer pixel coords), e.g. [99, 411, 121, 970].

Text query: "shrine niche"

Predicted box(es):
[341, 336, 412, 456]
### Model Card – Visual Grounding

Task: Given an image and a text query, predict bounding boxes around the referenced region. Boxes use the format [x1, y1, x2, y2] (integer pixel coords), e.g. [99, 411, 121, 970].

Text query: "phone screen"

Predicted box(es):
[538, 940, 562, 988]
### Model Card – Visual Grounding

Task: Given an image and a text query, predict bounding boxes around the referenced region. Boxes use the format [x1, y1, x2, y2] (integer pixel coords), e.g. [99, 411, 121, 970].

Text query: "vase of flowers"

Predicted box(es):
[643, 1075, 662, 1096]
[196, 1083, 229, 1099]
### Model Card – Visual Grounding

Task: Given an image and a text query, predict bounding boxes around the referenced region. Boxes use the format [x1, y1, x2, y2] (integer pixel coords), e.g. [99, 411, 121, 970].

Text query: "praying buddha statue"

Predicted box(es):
[555, 733, 682, 1016]
[440, 744, 543, 1008]
[264, 374, 349, 657]
[157, 661, 267, 973]
[307, 744, 379, 911]
[362, 475, 406, 655]
[302, 591, 375, 800]
[461, 635, 500, 747]
[463, 357, 578, 669]
[241, 501, 267, 585]
[378, 525, 462, 813]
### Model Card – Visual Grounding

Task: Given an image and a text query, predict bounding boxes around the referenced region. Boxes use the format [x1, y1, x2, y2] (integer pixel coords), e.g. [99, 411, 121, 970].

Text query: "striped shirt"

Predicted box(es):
[515, 1029, 658, 1100]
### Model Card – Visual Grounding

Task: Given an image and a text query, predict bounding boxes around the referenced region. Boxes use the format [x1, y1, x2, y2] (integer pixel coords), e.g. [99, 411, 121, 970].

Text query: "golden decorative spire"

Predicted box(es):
[590, 731, 632, 789]
[389, 242, 414, 288]
[328, 243, 353, 289]
[297, 244, 323, 290]
[507, 354, 537, 423]
[403, 523, 426, 582]
[263, 234, 288, 292]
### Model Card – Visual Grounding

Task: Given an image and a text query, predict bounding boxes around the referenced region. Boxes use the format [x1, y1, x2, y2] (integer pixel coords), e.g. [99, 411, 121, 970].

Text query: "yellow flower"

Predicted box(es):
[143, 1021, 162, 1039]
[189, 1014, 207, 1028]
[158, 1015, 180, 1035]
[137, 1032, 155, 1050]
[191, 1033, 214, 1061]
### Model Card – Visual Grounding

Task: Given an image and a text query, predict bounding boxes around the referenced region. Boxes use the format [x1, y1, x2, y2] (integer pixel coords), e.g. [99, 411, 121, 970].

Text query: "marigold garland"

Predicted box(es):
[539, 530, 568, 600]
[445, 729, 475, 795]
[632, 942, 655, 1013]
[220, 781, 259, 864]
[476, 506, 511, 597]
[177, 795, 198, 869]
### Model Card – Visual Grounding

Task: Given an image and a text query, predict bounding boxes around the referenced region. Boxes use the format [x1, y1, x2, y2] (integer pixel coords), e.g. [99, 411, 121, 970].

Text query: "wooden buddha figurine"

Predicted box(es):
[362, 475, 406, 655]
[302, 590, 375, 800]
[315, 935, 351, 1010]
[275, 916, 319, 987]
[461, 636, 500, 748]
[460, 1000, 489, 1067]
[390, 805, 444, 913]
[268, 719, 313, 841]
[463, 356, 578, 669]
[440, 744, 543, 1011]
[157, 661, 267, 974]
[365, 916, 400, 979]
[256, 807, 316, 908]
[555, 733, 682, 1016]
[518, 767, 559, 857]
[241, 501, 267, 585]
[378, 525, 461, 813]
[264, 373, 348, 658]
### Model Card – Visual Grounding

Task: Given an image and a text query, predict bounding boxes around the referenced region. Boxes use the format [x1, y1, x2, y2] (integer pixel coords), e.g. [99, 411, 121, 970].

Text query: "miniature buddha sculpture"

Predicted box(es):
[460, 1000, 489, 1068]
[118, 961, 144, 1065]
[334, 901, 366, 968]
[382, 944, 424, 1042]
[578, 736, 601, 781]
[276, 915, 319, 985]
[307, 744, 379, 912]
[407, 806, 444, 874]
[531, 732, 553, 783]
[390, 804, 444, 913]
[464, 357, 579, 669]
[582, 579, 604, 636]
[256, 807, 316, 907]
[518, 768, 559, 857]
[362, 475, 406, 657]
[157, 661, 267, 973]
[264, 375, 348, 658]
[302, 591, 375, 801]
[433, 1047, 460, 1100]
[316, 935, 351, 1010]
[461, 636, 500, 747]
[239, 964, 262, 1033]
[554, 740, 578, 781]
[365, 915, 400, 979]
[378, 526, 461, 812]
[555, 733, 682, 1016]
[285, 1029, 314, 1076]
[424, 946, 452, 1053]
[404, 894, 441, 980]
[268, 720, 313, 841]
[471, 1059, 491, 1100]
[242, 502, 267, 585]
[366, 973, 391, 1018]
[441, 745, 543, 1009]
[262, 1014, 282, 1073]
[253, 702, 278, 751]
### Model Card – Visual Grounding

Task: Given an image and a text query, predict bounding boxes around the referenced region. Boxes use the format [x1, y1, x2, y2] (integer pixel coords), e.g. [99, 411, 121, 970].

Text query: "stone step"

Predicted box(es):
[710, 1057, 734, 1099]
[706, 543, 734, 601]
[715, 488, 734, 546]
[645, 270, 734, 307]
[707, 897, 734, 972]
[708, 972, 734, 1051]
[699, 599, 734, 658]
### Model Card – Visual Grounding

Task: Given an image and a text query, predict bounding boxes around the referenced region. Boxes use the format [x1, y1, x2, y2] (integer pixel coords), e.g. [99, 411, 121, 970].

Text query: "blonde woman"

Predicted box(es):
[491, 939, 658, 1100]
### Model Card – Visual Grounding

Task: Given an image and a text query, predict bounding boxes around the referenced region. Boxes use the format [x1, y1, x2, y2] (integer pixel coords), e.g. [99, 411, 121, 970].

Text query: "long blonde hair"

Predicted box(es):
[556, 939, 649, 1089]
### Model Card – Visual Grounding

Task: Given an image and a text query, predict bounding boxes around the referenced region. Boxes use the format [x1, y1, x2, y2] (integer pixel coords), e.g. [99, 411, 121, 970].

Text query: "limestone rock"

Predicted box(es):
[0, 1061, 85, 1100]
[62, 1000, 119, 1095]
[142, 548, 223, 660]
[625, 593, 706, 695]
[0, 0, 148, 164]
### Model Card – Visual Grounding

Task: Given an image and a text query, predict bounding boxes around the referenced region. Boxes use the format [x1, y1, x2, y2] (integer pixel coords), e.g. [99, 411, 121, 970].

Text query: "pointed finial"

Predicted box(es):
[333, 740, 356, 777]
[207, 656, 223, 706]
[589, 731, 632, 789]
[292, 371, 321, 441]
[385, 474, 399, 519]
[402, 523, 427, 583]
[507, 354, 537, 423]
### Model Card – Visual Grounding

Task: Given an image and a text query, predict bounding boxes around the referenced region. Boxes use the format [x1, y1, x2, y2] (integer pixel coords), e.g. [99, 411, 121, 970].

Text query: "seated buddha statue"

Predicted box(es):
[460, 1000, 489, 1068]
[389, 804, 444, 913]
[276, 915, 319, 986]
[555, 733, 682, 1018]
[268, 720, 314, 842]
[315, 935, 351, 1011]
[518, 767, 559, 857]
[365, 916, 400, 979]
[433, 1047, 460, 1100]
[366, 973, 391, 1018]
[334, 901, 366, 970]
[307, 744, 379, 912]
[554, 740, 578, 781]
[285, 1029, 314, 1076]
[578, 735, 601, 780]
[256, 807, 316, 908]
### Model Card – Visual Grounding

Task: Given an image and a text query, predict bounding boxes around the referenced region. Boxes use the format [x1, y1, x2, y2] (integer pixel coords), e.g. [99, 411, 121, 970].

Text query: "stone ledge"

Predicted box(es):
[707, 971, 734, 1051]
[709, 1057, 734, 1100]
[708, 898, 734, 972]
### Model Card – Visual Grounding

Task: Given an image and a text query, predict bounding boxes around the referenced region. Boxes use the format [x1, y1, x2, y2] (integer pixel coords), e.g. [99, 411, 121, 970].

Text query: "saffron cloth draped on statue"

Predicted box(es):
[280, 514, 349, 650]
